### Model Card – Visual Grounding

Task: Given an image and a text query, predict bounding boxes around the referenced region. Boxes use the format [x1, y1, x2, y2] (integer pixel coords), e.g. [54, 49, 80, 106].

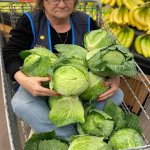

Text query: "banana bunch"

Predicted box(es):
[108, 23, 134, 48]
[109, 6, 130, 25]
[129, 5, 150, 31]
[122, 0, 144, 10]
[99, 0, 144, 7]
[79, 2, 97, 21]
[135, 34, 150, 58]
[99, 0, 117, 7]
[102, 6, 114, 22]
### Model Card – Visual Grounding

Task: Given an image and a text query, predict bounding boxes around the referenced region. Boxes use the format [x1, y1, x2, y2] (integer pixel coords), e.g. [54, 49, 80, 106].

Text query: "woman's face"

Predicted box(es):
[43, 0, 75, 20]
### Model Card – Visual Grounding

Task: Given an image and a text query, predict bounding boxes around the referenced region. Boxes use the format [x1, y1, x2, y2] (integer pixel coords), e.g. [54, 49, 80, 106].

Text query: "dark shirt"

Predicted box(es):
[3, 14, 99, 80]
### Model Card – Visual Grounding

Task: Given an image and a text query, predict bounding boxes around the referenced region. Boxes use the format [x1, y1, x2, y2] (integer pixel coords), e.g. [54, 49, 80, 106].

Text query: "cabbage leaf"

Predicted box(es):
[108, 128, 144, 150]
[80, 72, 109, 101]
[78, 109, 114, 139]
[87, 45, 137, 77]
[84, 29, 116, 51]
[49, 96, 85, 127]
[68, 135, 112, 150]
[38, 139, 68, 150]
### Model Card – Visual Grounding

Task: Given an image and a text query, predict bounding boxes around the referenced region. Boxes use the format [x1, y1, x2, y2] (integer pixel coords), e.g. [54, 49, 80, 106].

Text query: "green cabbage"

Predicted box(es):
[108, 128, 144, 150]
[80, 72, 109, 101]
[104, 100, 143, 134]
[50, 64, 89, 96]
[54, 44, 87, 67]
[87, 45, 137, 77]
[38, 139, 68, 150]
[68, 135, 112, 150]
[19, 47, 57, 77]
[20, 47, 57, 59]
[101, 51, 125, 65]
[49, 96, 85, 127]
[78, 109, 114, 139]
[104, 100, 126, 131]
[84, 29, 116, 51]
[24, 131, 68, 150]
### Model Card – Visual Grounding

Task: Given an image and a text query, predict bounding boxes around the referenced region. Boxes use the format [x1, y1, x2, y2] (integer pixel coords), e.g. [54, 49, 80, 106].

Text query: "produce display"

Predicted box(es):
[0, 2, 34, 13]
[0, 1, 148, 149]
[1, 1, 150, 73]
[76, 1, 150, 75]
[135, 34, 150, 57]
[98, 0, 150, 74]
[101, 0, 150, 48]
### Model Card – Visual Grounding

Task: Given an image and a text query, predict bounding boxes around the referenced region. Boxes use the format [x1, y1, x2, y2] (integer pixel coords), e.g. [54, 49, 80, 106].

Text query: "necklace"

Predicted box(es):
[57, 32, 68, 44]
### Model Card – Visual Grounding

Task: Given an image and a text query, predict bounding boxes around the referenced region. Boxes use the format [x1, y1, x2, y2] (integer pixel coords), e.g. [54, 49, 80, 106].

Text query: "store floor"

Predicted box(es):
[0, 73, 11, 150]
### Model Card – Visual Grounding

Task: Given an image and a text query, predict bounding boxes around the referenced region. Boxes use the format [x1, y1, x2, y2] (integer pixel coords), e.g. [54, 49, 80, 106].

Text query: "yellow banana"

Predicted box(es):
[137, 0, 145, 5]
[92, 9, 97, 21]
[109, 9, 117, 23]
[104, 0, 112, 5]
[122, 0, 136, 10]
[122, 6, 129, 24]
[135, 22, 147, 31]
[114, 7, 123, 24]
[120, 27, 128, 46]
[141, 36, 149, 58]
[147, 27, 150, 35]
[110, 0, 116, 7]
[145, 7, 150, 28]
[134, 35, 145, 54]
[134, 8, 148, 28]
[124, 27, 134, 48]
[103, 14, 111, 22]
[113, 25, 121, 35]
[147, 35, 150, 57]
[129, 9, 136, 27]
[110, 24, 121, 35]
[113, 26, 122, 44]
[117, 0, 123, 7]
[116, 29, 125, 44]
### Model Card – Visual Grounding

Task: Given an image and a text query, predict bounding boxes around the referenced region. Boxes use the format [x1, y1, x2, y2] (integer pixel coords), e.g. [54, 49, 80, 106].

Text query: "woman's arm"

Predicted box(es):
[98, 76, 120, 101]
[14, 71, 60, 96]
[3, 14, 33, 80]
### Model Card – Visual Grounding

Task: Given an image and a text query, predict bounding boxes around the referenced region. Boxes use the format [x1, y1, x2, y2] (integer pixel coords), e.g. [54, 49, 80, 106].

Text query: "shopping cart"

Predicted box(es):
[0, 0, 150, 150]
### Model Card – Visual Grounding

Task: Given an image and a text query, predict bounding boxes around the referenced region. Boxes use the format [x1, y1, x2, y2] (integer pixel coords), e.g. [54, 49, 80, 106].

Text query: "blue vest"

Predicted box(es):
[24, 10, 91, 51]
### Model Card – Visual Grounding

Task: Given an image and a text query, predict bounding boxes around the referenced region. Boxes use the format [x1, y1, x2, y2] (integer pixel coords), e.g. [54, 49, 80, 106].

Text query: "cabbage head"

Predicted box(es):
[68, 135, 112, 150]
[24, 131, 68, 150]
[54, 44, 87, 67]
[19, 47, 57, 77]
[77, 109, 114, 139]
[50, 64, 89, 96]
[87, 45, 137, 77]
[80, 72, 109, 101]
[108, 128, 144, 150]
[48, 96, 85, 127]
[84, 29, 116, 51]
[19, 47, 57, 59]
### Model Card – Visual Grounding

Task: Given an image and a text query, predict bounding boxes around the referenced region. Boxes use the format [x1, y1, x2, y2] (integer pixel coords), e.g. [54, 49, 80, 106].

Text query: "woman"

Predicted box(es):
[3, 0, 123, 140]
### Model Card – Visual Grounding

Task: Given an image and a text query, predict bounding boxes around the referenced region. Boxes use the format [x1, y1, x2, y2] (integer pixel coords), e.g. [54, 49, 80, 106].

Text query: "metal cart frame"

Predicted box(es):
[0, 0, 150, 149]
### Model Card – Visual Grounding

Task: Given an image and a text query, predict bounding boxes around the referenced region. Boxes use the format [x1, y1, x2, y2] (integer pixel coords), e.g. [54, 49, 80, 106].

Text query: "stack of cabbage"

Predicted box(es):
[24, 100, 144, 150]
[20, 29, 142, 150]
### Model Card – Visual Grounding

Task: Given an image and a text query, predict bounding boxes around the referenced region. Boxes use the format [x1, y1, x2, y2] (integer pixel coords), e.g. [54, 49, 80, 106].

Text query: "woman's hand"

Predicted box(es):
[98, 76, 120, 102]
[14, 71, 60, 96]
